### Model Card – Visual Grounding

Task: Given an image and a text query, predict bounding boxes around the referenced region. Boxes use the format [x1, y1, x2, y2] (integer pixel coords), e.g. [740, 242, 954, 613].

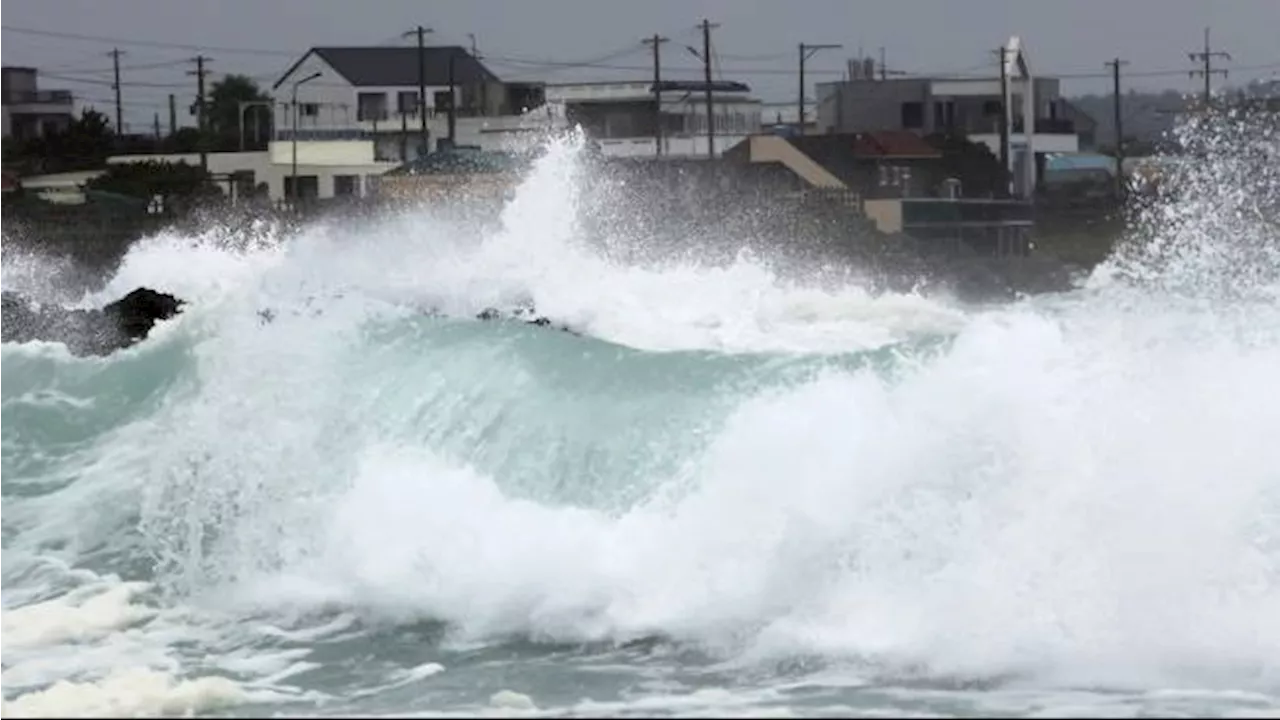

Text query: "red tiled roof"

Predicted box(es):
[849, 131, 941, 158]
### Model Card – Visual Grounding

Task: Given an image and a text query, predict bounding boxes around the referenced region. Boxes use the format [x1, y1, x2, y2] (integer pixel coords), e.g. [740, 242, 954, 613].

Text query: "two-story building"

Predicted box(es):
[542, 79, 763, 158]
[271, 45, 547, 161]
[815, 37, 1098, 197]
[2, 67, 75, 141]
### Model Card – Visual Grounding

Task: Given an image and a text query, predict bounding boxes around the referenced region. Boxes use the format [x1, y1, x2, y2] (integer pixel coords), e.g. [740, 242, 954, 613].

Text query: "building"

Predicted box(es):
[725, 130, 961, 201]
[107, 141, 399, 202]
[724, 130, 1035, 257]
[815, 38, 1097, 197]
[2, 67, 74, 141]
[271, 45, 546, 160]
[542, 79, 763, 158]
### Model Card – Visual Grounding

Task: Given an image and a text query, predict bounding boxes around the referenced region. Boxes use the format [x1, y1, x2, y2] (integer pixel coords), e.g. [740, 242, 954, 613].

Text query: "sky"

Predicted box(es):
[3, 0, 1278, 133]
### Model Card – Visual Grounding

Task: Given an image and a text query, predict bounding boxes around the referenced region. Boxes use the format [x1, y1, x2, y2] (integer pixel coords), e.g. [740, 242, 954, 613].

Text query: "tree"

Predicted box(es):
[12, 109, 115, 173]
[85, 160, 221, 211]
[206, 74, 272, 151]
[924, 132, 1011, 198]
[163, 127, 203, 154]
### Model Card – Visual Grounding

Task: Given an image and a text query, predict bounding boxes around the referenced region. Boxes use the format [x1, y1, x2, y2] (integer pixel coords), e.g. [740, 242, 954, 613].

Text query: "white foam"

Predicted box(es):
[2, 583, 155, 649]
[1, 667, 248, 719]
[4, 110, 1278, 717]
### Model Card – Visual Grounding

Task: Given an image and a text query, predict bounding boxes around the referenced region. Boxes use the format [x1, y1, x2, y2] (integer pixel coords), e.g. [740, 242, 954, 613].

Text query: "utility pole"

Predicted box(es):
[642, 34, 669, 156]
[187, 55, 212, 172]
[994, 45, 1010, 195]
[168, 94, 177, 137]
[469, 33, 487, 116]
[108, 48, 125, 136]
[691, 19, 721, 158]
[153, 112, 161, 139]
[401, 26, 433, 156]
[879, 46, 887, 81]
[799, 42, 841, 135]
[400, 103, 409, 160]
[1105, 58, 1129, 198]
[1189, 26, 1230, 107]
[447, 51, 457, 145]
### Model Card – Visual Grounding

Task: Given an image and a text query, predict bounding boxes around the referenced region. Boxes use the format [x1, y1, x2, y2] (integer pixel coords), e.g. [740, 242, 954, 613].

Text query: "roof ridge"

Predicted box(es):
[313, 45, 470, 51]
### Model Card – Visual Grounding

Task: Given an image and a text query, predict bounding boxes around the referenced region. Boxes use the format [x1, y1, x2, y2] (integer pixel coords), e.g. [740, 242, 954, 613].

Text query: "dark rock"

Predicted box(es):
[1, 287, 184, 357]
[475, 306, 579, 335]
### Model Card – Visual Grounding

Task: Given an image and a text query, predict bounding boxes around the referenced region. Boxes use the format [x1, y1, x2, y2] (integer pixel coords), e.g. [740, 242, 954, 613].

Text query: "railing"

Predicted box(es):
[354, 107, 510, 123]
[275, 128, 376, 141]
[3, 89, 73, 105]
[1033, 118, 1076, 134]
[950, 117, 1077, 135]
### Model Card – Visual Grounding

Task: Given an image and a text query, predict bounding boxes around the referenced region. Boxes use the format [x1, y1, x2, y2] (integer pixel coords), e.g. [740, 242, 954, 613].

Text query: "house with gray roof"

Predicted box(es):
[272, 45, 547, 161]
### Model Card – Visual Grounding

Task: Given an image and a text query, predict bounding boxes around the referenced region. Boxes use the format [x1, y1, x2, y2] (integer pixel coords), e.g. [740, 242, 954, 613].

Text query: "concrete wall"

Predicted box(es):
[863, 198, 903, 234]
[816, 79, 931, 134]
[970, 132, 1079, 155]
[106, 147, 398, 201]
[593, 134, 753, 158]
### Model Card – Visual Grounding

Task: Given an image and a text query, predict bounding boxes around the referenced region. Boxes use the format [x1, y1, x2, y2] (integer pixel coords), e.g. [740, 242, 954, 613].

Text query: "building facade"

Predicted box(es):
[2, 67, 74, 140]
[543, 79, 764, 158]
[815, 38, 1098, 196]
[271, 45, 547, 161]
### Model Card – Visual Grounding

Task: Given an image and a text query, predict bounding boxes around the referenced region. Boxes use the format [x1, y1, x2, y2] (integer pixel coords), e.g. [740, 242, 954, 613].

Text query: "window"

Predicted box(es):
[333, 175, 359, 197]
[434, 90, 454, 111]
[357, 92, 387, 122]
[283, 175, 319, 200]
[878, 165, 913, 189]
[301, 103, 319, 117]
[900, 101, 924, 129]
[397, 91, 420, 116]
[933, 100, 954, 130]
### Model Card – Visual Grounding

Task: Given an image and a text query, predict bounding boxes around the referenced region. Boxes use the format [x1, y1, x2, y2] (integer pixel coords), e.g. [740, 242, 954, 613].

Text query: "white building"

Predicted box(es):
[542, 79, 764, 158]
[270, 45, 548, 160]
[106, 141, 400, 202]
[2, 66, 74, 140]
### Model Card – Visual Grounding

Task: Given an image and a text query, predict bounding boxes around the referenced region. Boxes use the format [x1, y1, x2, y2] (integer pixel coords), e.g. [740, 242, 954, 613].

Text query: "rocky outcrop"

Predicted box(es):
[1, 287, 184, 357]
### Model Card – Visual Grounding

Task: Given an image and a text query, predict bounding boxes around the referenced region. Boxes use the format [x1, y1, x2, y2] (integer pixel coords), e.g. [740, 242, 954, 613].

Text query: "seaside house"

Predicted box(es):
[540, 79, 764, 159]
[724, 130, 1035, 257]
[2, 66, 75, 141]
[813, 38, 1097, 197]
[271, 45, 548, 161]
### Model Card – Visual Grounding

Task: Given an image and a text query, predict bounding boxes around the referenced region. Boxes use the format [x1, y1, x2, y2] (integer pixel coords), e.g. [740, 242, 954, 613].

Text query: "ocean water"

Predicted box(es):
[2, 115, 1279, 718]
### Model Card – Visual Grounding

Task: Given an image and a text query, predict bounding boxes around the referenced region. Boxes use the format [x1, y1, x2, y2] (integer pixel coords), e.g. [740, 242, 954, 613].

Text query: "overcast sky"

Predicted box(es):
[3, 0, 1277, 132]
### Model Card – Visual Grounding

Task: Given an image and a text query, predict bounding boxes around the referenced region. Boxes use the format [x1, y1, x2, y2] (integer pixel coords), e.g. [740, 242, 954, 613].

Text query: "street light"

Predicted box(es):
[291, 71, 323, 203]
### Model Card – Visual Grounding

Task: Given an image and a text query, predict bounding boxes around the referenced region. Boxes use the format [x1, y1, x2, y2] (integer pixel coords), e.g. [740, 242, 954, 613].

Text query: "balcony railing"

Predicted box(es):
[3, 89, 73, 105]
[949, 116, 1077, 135]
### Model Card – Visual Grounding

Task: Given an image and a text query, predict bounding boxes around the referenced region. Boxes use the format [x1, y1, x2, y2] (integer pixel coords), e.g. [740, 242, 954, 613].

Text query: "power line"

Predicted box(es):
[40, 72, 190, 89]
[52, 59, 199, 74]
[6, 22, 1278, 91]
[1, 24, 295, 56]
